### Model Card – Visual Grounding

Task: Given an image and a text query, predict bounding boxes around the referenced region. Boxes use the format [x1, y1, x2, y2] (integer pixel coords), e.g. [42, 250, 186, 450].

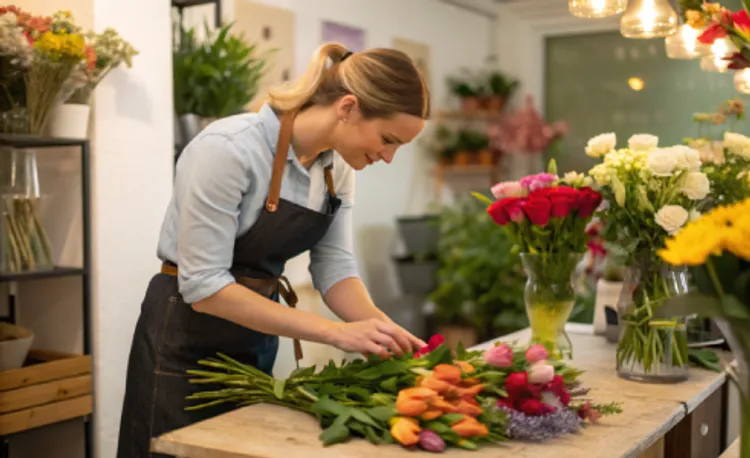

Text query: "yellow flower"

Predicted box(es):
[686, 9, 707, 28]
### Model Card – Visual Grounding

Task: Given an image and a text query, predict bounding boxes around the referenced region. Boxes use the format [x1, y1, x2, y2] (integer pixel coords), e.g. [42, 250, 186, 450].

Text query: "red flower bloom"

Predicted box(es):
[544, 375, 571, 406]
[577, 401, 602, 423]
[550, 194, 577, 218]
[698, 22, 727, 44]
[587, 240, 606, 257]
[487, 197, 523, 226]
[733, 9, 750, 38]
[529, 185, 579, 200]
[521, 196, 551, 226]
[414, 334, 445, 358]
[498, 371, 573, 416]
[576, 187, 603, 218]
[518, 398, 556, 416]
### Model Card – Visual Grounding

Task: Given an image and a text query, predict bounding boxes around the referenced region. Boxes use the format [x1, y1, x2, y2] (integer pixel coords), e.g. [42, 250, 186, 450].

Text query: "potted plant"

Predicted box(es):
[447, 70, 485, 113]
[485, 71, 519, 111]
[173, 21, 271, 144]
[452, 130, 474, 165]
[47, 27, 138, 139]
[0, 322, 34, 371]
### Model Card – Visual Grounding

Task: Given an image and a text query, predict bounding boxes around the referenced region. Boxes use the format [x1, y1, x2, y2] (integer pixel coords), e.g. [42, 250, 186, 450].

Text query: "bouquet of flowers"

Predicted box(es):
[680, 0, 750, 70]
[586, 133, 710, 381]
[657, 197, 750, 458]
[187, 336, 621, 453]
[473, 162, 602, 359]
[486, 94, 568, 156]
[63, 27, 137, 105]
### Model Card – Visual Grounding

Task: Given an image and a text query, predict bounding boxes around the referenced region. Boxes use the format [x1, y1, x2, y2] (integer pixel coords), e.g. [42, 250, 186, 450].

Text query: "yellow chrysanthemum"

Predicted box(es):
[34, 31, 85, 60]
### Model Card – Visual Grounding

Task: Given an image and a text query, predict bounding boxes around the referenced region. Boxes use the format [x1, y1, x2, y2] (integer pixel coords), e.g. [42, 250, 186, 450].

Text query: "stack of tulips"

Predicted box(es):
[391, 362, 488, 451]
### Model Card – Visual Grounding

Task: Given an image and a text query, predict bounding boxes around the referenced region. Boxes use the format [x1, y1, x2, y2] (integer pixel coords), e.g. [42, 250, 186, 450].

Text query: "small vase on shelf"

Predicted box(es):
[616, 254, 690, 383]
[520, 252, 583, 360]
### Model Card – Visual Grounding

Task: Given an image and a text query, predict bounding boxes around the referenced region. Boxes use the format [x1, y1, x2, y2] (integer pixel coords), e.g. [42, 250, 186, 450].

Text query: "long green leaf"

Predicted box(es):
[721, 295, 750, 320]
[471, 191, 493, 207]
[319, 423, 350, 446]
[350, 409, 383, 429]
[656, 291, 723, 318]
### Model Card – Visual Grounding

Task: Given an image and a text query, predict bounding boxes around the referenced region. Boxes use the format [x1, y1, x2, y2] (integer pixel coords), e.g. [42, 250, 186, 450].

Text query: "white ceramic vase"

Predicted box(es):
[593, 279, 624, 335]
[46, 103, 91, 139]
[0, 322, 34, 370]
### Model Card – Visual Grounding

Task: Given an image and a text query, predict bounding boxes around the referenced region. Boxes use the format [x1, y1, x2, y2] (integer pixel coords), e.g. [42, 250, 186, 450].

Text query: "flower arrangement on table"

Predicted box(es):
[586, 132, 711, 382]
[683, 98, 750, 206]
[471, 162, 602, 360]
[187, 335, 622, 453]
[656, 197, 750, 458]
[0, 6, 136, 135]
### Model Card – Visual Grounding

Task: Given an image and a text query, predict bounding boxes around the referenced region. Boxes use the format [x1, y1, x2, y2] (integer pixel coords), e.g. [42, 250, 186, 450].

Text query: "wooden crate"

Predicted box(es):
[0, 349, 92, 435]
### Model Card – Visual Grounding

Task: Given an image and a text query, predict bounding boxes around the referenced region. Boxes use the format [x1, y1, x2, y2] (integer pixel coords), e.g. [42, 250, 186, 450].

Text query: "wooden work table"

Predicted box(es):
[151, 325, 731, 458]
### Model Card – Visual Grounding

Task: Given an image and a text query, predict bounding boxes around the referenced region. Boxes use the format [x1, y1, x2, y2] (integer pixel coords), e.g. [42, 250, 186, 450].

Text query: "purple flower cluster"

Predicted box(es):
[500, 406, 582, 442]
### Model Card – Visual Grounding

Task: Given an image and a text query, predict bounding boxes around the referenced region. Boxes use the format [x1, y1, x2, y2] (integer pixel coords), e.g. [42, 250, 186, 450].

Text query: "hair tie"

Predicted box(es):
[341, 51, 353, 62]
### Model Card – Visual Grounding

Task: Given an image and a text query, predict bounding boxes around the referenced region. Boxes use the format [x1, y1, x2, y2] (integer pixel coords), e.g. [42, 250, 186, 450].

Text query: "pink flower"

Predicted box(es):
[520, 173, 557, 192]
[525, 344, 549, 364]
[577, 401, 603, 423]
[528, 361, 555, 384]
[484, 343, 514, 368]
[491, 181, 526, 200]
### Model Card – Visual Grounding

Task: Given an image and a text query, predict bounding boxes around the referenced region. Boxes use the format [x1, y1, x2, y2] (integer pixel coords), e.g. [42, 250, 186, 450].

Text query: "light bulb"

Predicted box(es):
[700, 37, 735, 72]
[569, 0, 627, 18]
[620, 0, 679, 39]
[665, 24, 711, 59]
[735, 69, 750, 93]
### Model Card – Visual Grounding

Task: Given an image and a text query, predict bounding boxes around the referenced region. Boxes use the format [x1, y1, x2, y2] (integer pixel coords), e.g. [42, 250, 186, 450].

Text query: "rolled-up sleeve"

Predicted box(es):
[309, 163, 359, 295]
[175, 134, 250, 303]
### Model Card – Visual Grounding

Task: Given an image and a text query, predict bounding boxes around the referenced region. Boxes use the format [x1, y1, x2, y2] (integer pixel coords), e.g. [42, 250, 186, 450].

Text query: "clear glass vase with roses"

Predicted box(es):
[474, 163, 602, 360]
[586, 133, 710, 383]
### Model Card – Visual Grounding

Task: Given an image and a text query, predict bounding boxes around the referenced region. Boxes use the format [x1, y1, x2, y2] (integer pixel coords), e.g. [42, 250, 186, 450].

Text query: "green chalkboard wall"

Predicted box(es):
[545, 12, 750, 174]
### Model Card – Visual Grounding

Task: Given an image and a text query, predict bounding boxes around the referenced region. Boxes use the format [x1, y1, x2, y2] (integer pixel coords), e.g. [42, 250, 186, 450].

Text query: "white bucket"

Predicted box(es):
[46, 103, 91, 139]
[0, 322, 34, 371]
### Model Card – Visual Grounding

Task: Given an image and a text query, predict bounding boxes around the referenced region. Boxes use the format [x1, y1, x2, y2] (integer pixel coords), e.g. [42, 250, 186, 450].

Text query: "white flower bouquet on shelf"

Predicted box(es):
[586, 133, 710, 382]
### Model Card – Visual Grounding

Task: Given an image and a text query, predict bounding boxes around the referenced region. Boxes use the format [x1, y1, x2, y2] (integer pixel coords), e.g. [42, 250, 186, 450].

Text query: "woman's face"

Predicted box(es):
[331, 96, 425, 171]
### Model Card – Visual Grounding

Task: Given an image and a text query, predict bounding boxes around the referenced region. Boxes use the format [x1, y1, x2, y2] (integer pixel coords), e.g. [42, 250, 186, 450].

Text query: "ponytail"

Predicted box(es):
[267, 42, 349, 112]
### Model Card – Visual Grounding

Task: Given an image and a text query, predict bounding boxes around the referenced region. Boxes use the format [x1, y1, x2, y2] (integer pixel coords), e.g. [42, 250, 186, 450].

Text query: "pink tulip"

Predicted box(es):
[528, 361, 555, 384]
[525, 344, 549, 364]
[484, 343, 514, 368]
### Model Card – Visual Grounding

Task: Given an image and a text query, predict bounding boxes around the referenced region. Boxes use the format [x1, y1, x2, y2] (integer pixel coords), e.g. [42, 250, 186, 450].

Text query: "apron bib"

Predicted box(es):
[117, 110, 341, 458]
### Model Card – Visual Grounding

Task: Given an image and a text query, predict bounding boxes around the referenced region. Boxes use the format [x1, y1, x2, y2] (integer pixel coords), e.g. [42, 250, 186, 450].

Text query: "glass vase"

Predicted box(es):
[616, 256, 690, 383]
[715, 320, 750, 458]
[520, 252, 583, 360]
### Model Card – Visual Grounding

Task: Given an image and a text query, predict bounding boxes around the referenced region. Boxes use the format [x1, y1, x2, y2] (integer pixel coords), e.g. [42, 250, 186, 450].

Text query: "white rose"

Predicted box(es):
[628, 134, 659, 151]
[680, 172, 710, 200]
[669, 145, 702, 171]
[724, 132, 750, 159]
[585, 133, 616, 158]
[647, 148, 677, 176]
[655, 205, 689, 235]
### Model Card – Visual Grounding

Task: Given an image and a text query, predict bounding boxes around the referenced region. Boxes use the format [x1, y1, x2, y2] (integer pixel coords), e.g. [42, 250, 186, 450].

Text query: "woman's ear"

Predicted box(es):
[337, 94, 360, 122]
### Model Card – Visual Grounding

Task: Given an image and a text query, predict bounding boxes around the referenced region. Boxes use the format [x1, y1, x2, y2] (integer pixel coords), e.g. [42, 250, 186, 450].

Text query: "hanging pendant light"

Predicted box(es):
[620, 0, 679, 38]
[665, 23, 711, 59]
[700, 37, 735, 72]
[734, 69, 750, 93]
[569, 0, 627, 18]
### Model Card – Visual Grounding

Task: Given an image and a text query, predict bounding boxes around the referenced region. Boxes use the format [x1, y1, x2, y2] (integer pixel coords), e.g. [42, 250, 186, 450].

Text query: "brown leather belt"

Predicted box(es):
[160, 262, 303, 361]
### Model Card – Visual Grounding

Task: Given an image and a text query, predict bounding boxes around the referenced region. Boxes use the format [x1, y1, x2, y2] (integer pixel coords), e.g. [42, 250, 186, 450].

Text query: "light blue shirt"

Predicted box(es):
[157, 103, 359, 304]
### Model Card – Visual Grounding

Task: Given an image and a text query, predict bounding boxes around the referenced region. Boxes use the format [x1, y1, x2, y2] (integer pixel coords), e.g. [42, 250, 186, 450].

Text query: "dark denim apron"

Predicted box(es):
[116, 110, 342, 458]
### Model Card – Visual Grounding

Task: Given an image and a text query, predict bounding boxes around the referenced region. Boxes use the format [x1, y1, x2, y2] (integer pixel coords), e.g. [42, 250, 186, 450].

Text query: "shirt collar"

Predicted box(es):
[258, 102, 334, 168]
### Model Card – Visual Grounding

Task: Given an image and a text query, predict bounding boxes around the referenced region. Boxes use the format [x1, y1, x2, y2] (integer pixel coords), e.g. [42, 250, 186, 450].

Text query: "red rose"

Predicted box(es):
[414, 334, 445, 358]
[544, 375, 571, 406]
[576, 187, 603, 218]
[550, 195, 577, 218]
[504, 372, 530, 399]
[698, 22, 727, 44]
[518, 398, 556, 416]
[521, 197, 551, 226]
[488, 197, 522, 226]
[529, 186, 579, 200]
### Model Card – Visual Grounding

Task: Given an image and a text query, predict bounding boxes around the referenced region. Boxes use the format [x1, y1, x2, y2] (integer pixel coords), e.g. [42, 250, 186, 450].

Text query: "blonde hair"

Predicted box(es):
[267, 42, 430, 119]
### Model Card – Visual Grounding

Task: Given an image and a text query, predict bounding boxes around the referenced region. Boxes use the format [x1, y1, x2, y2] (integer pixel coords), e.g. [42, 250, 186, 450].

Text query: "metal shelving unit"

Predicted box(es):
[0, 134, 92, 458]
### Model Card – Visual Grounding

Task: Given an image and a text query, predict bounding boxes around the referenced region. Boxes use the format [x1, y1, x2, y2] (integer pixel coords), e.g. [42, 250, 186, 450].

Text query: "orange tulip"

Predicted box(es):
[419, 375, 454, 395]
[396, 387, 437, 416]
[455, 398, 484, 417]
[458, 383, 485, 399]
[433, 364, 462, 384]
[451, 416, 489, 438]
[431, 396, 459, 413]
[461, 377, 481, 386]
[420, 409, 443, 421]
[390, 417, 421, 446]
[455, 360, 475, 374]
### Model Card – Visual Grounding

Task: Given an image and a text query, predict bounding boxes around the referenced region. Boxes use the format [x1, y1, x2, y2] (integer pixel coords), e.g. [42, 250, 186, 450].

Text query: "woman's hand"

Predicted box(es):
[326, 318, 426, 358]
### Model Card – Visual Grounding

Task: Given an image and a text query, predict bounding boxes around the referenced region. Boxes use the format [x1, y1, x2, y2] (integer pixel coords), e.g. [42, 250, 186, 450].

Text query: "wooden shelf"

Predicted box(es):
[0, 350, 92, 435]
[0, 266, 85, 283]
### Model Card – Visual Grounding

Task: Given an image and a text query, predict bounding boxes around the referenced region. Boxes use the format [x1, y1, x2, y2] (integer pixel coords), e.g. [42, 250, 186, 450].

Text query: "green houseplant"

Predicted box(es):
[485, 71, 518, 111]
[429, 195, 527, 349]
[173, 21, 271, 143]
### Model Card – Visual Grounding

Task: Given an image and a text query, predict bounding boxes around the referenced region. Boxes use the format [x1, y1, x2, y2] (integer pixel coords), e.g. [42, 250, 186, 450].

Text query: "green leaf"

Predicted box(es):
[350, 409, 384, 429]
[319, 423, 350, 446]
[312, 397, 349, 417]
[424, 421, 452, 434]
[439, 413, 466, 424]
[688, 348, 722, 372]
[425, 344, 453, 368]
[367, 406, 397, 423]
[477, 370, 506, 382]
[721, 295, 750, 320]
[345, 387, 372, 402]
[364, 425, 384, 444]
[455, 341, 467, 360]
[273, 378, 286, 400]
[656, 291, 723, 318]
[379, 376, 399, 393]
[547, 158, 558, 175]
[331, 410, 352, 429]
[289, 365, 316, 379]
[471, 191, 494, 207]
